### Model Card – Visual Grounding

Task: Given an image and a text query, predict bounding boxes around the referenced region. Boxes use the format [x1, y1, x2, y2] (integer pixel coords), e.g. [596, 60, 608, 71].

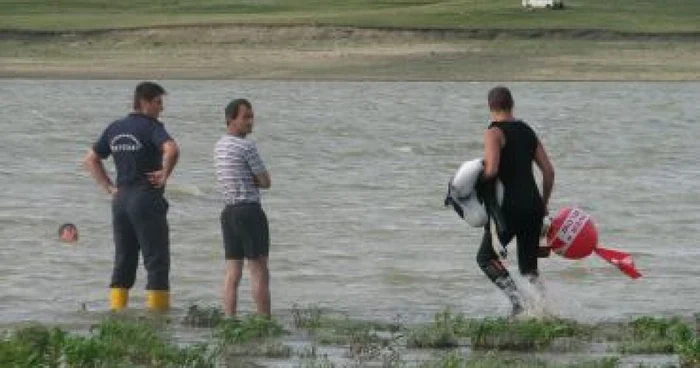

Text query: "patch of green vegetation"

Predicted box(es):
[292, 303, 325, 330]
[215, 314, 285, 345]
[292, 304, 402, 333]
[680, 313, 700, 367]
[0, 324, 66, 367]
[182, 304, 224, 328]
[291, 303, 402, 356]
[567, 357, 620, 368]
[678, 337, 700, 368]
[290, 304, 406, 365]
[311, 319, 399, 364]
[612, 316, 699, 367]
[631, 316, 693, 340]
[419, 350, 620, 368]
[1, 307, 697, 367]
[222, 340, 293, 358]
[406, 308, 470, 348]
[300, 354, 337, 368]
[469, 317, 589, 351]
[0, 318, 217, 368]
[296, 343, 348, 368]
[618, 316, 694, 354]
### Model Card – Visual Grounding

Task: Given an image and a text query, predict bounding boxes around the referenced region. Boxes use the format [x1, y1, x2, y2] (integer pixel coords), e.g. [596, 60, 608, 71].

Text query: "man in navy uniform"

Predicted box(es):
[84, 81, 179, 312]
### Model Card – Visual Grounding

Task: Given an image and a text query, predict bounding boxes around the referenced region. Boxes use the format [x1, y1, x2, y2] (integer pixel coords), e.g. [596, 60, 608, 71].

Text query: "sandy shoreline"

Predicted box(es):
[1, 25, 698, 81]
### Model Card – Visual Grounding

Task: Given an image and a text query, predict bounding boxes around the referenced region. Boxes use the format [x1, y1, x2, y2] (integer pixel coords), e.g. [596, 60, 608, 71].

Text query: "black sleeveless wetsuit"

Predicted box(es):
[477, 120, 545, 279]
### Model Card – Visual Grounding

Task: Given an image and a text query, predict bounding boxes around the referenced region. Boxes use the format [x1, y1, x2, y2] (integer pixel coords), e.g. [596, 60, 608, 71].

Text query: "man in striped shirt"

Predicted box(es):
[214, 98, 272, 317]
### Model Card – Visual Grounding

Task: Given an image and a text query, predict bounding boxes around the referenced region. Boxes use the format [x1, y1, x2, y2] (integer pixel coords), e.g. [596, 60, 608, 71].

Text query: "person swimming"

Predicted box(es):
[58, 223, 79, 243]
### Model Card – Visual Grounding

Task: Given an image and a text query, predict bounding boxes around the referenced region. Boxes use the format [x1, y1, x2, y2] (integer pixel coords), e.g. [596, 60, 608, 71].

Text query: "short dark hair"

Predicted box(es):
[58, 223, 76, 237]
[133, 81, 166, 110]
[224, 98, 252, 126]
[488, 86, 514, 112]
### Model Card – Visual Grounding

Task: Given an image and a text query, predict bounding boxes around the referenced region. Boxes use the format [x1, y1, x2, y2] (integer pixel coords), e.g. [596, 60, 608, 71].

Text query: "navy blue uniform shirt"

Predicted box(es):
[93, 113, 172, 188]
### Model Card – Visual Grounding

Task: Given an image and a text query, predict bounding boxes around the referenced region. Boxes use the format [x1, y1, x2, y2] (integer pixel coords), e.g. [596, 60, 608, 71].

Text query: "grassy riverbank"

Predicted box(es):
[1, 0, 699, 33]
[0, 0, 698, 80]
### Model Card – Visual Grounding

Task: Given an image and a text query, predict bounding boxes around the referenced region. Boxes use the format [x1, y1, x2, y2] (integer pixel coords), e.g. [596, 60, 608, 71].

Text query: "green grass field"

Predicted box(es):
[1, 0, 699, 33]
[1, 1, 697, 80]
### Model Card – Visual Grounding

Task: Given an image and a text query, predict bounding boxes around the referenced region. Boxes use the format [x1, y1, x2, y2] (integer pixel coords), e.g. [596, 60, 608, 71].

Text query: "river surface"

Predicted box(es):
[0, 80, 697, 327]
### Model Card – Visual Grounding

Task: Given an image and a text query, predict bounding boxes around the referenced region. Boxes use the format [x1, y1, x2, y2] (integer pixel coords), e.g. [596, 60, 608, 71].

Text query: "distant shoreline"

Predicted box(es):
[1, 25, 698, 81]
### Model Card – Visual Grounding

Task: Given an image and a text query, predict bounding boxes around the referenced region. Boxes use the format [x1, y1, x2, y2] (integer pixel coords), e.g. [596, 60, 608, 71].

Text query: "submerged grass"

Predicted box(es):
[468, 316, 589, 351]
[419, 351, 620, 368]
[292, 303, 402, 356]
[215, 314, 286, 344]
[403, 307, 589, 351]
[292, 303, 402, 334]
[292, 303, 325, 330]
[215, 314, 293, 361]
[617, 316, 699, 367]
[0, 306, 697, 367]
[182, 304, 225, 328]
[406, 308, 470, 349]
[618, 316, 691, 353]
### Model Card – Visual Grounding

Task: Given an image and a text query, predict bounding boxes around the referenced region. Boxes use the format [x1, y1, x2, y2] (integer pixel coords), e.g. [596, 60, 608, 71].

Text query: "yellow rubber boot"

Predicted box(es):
[145, 290, 170, 312]
[109, 288, 129, 311]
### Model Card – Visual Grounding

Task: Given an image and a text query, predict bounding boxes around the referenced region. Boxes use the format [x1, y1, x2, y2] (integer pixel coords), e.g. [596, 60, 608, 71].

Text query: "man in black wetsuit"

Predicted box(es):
[478, 86, 555, 316]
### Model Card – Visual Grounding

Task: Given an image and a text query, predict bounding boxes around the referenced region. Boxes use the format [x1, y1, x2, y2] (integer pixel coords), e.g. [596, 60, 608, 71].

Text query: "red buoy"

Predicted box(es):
[546, 207, 597, 259]
[545, 207, 642, 279]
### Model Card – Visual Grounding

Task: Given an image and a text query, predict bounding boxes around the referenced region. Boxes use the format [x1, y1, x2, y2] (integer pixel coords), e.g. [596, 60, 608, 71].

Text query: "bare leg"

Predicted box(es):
[247, 256, 271, 317]
[223, 259, 244, 317]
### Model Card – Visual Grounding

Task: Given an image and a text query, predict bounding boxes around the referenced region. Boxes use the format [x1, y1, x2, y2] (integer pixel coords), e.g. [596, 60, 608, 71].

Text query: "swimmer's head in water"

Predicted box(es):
[58, 223, 78, 243]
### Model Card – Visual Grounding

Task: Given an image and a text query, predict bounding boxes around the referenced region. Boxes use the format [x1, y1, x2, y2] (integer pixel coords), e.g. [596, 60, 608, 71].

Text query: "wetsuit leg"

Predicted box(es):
[128, 189, 170, 291]
[515, 214, 543, 279]
[476, 223, 522, 315]
[110, 192, 140, 289]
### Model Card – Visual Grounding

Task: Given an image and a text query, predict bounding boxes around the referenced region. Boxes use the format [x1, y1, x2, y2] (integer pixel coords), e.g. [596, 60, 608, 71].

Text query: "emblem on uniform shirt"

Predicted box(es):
[110, 134, 142, 152]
